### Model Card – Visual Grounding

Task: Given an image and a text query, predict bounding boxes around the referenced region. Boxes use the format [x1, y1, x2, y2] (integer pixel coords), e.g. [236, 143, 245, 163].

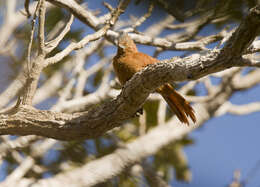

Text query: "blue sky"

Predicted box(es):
[179, 86, 260, 186]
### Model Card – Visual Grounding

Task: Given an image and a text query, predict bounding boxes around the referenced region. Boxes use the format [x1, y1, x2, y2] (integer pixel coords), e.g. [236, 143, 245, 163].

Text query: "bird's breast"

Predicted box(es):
[113, 54, 138, 85]
[113, 52, 158, 85]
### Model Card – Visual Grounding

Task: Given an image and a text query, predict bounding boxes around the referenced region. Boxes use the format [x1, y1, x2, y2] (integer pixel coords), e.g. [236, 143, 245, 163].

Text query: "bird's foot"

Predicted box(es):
[132, 107, 143, 117]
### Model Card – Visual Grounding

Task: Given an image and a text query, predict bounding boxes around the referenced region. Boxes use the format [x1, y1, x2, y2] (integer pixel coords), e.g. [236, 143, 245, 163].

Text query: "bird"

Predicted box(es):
[113, 33, 196, 125]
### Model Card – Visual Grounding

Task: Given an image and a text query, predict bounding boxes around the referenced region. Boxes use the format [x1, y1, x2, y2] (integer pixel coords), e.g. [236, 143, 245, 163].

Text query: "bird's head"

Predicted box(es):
[117, 32, 138, 53]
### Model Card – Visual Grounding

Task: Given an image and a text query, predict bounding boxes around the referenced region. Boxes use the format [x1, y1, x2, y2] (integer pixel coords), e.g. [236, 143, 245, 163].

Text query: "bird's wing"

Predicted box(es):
[124, 52, 159, 71]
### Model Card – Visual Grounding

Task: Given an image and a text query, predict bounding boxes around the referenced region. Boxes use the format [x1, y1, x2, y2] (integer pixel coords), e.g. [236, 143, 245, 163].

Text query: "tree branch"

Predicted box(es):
[46, 0, 99, 28]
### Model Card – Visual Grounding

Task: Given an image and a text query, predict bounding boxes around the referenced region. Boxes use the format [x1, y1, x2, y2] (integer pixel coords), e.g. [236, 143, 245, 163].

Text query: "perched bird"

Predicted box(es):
[113, 33, 196, 125]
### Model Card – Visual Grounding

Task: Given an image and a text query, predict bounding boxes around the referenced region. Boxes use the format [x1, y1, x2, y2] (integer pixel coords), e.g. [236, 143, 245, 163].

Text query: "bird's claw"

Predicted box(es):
[132, 108, 143, 117]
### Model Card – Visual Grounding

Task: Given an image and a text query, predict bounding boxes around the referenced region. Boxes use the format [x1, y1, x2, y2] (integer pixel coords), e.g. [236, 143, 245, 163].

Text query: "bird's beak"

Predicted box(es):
[118, 43, 125, 49]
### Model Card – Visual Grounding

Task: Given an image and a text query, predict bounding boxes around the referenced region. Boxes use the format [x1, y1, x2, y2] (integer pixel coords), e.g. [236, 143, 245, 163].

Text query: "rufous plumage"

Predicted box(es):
[113, 33, 196, 124]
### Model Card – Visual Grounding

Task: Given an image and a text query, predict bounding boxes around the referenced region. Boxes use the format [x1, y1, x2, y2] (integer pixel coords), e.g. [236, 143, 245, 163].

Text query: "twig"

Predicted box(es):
[37, 0, 46, 55]
[21, 0, 47, 106]
[0, 135, 38, 159]
[45, 14, 74, 53]
[5, 139, 56, 183]
[215, 101, 260, 116]
[27, 1, 42, 75]
[44, 0, 130, 67]
[242, 159, 260, 186]
[24, 0, 31, 18]
[75, 56, 112, 98]
[103, 2, 114, 12]
[123, 2, 154, 33]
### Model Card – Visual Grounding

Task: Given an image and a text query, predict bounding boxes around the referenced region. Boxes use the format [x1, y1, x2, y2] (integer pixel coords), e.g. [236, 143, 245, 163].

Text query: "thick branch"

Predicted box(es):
[222, 6, 260, 55]
[0, 54, 257, 140]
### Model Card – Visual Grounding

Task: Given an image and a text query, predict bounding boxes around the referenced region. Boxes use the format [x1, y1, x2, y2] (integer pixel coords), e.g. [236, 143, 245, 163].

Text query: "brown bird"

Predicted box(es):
[113, 33, 196, 125]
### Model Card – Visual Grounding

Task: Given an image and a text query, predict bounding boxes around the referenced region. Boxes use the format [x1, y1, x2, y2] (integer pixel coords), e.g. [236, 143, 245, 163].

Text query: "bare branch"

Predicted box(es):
[45, 14, 74, 53]
[44, 0, 130, 66]
[245, 40, 260, 54]
[216, 102, 260, 116]
[0, 135, 38, 159]
[222, 6, 260, 56]
[123, 2, 154, 33]
[241, 56, 260, 67]
[27, 0, 43, 74]
[141, 162, 171, 187]
[24, 0, 31, 18]
[3, 139, 56, 184]
[37, 0, 46, 55]
[44, 28, 106, 66]
[47, 0, 100, 28]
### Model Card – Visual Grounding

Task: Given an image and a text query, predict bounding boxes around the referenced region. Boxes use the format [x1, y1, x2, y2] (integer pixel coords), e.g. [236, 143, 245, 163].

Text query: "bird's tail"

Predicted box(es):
[157, 84, 196, 125]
